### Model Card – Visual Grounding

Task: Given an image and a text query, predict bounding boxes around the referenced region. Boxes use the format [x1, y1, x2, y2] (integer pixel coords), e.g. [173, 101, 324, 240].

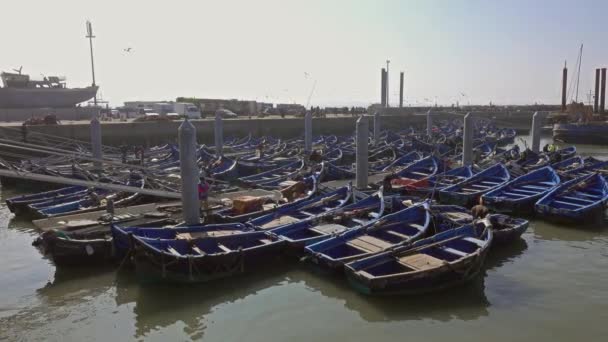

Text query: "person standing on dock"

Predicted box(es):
[21, 123, 28, 143]
[198, 175, 211, 217]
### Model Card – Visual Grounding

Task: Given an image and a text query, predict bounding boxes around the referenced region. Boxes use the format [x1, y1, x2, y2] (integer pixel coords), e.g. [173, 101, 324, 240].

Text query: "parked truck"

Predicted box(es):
[172, 102, 201, 119]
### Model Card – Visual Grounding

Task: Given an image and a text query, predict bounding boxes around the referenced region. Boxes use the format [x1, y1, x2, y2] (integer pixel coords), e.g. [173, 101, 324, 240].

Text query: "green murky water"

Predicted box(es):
[1, 137, 607, 341]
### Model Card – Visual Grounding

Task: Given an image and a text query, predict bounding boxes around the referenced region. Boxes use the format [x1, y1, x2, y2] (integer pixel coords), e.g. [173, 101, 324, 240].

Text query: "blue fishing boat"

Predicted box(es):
[399, 165, 475, 197]
[431, 205, 528, 245]
[267, 190, 385, 252]
[29, 175, 146, 218]
[344, 220, 493, 295]
[439, 163, 510, 207]
[131, 229, 285, 284]
[111, 222, 252, 261]
[380, 151, 421, 172]
[305, 201, 430, 270]
[535, 173, 608, 224]
[320, 162, 355, 181]
[562, 159, 608, 180]
[212, 178, 319, 223]
[6, 185, 86, 215]
[393, 155, 442, 180]
[238, 160, 305, 186]
[248, 184, 352, 230]
[482, 166, 560, 214]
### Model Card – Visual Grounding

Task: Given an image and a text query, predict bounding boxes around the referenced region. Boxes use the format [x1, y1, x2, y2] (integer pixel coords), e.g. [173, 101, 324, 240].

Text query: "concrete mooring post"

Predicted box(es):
[373, 112, 380, 147]
[90, 114, 102, 170]
[179, 118, 201, 225]
[304, 111, 312, 153]
[462, 113, 473, 166]
[356, 116, 369, 189]
[531, 111, 543, 153]
[214, 110, 224, 157]
[426, 110, 433, 137]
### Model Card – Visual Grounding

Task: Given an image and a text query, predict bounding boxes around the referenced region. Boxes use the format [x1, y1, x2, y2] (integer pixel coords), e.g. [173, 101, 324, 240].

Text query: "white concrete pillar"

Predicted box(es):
[304, 111, 312, 153]
[462, 113, 473, 166]
[356, 116, 369, 189]
[214, 110, 224, 157]
[373, 112, 380, 146]
[531, 111, 543, 153]
[179, 118, 201, 225]
[426, 110, 433, 137]
[90, 115, 102, 170]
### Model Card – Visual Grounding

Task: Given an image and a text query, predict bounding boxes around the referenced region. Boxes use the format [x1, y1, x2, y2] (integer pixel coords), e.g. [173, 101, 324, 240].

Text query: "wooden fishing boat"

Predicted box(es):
[398, 165, 475, 197]
[266, 189, 385, 252]
[131, 230, 285, 284]
[439, 163, 510, 207]
[534, 173, 608, 224]
[32, 205, 181, 267]
[344, 220, 493, 295]
[248, 184, 352, 229]
[481, 166, 560, 214]
[305, 201, 430, 270]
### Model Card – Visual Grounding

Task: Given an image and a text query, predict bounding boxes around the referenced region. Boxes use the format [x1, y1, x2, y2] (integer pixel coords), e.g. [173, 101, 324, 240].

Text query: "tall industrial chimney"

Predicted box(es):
[399, 72, 404, 108]
[594, 68, 600, 113]
[601, 68, 607, 114]
[561, 61, 568, 111]
[381, 68, 387, 107]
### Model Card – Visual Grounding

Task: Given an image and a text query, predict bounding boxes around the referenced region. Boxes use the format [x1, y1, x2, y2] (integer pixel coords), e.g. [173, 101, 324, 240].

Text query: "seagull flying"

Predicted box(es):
[123, 47, 133, 53]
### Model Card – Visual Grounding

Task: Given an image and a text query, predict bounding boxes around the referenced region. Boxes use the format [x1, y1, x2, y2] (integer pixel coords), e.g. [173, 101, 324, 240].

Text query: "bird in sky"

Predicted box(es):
[304, 72, 310, 78]
[123, 47, 133, 53]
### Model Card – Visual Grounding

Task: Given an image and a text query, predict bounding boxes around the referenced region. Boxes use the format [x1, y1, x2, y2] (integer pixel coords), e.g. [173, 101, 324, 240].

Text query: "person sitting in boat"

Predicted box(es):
[543, 143, 557, 153]
[471, 198, 489, 219]
[309, 150, 323, 163]
[198, 175, 211, 216]
[382, 173, 398, 192]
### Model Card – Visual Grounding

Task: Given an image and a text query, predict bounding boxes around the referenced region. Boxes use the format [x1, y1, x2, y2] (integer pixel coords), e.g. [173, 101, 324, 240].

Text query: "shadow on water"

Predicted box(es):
[485, 238, 528, 270]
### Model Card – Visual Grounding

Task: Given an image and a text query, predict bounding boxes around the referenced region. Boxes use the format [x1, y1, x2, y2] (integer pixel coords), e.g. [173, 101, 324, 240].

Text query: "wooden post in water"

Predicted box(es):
[426, 110, 433, 137]
[179, 118, 201, 225]
[90, 114, 102, 170]
[462, 113, 473, 166]
[304, 111, 312, 153]
[356, 115, 369, 189]
[373, 111, 380, 147]
[214, 110, 223, 157]
[531, 111, 543, 153]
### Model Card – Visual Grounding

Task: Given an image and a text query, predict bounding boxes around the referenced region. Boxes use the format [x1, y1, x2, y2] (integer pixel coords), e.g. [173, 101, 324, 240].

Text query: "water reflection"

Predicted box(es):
[115, 262, 294, 340]
[293, 264, 490, 322]
[531, 220, 608, 242]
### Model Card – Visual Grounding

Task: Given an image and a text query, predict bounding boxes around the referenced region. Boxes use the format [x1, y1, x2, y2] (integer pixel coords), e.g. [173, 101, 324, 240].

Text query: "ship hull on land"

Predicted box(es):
[0, 86, 98, 108]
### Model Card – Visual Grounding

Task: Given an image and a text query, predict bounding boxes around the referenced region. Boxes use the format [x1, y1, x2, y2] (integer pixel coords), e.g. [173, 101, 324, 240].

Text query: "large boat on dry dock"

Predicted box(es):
[0, 69, 97, 108]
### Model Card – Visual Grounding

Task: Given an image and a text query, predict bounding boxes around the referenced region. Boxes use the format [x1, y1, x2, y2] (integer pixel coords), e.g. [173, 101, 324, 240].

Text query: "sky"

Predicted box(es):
[2, 0, 607, 107]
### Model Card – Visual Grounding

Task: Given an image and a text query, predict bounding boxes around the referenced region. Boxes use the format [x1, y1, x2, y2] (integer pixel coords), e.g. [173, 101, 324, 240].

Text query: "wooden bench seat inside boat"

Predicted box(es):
[310, 223, 347, 235]
[176, 230, 240, 240]
[347, 235, 393, 253]
[259, 215, 300, 229]
[398, 253, 445, 270]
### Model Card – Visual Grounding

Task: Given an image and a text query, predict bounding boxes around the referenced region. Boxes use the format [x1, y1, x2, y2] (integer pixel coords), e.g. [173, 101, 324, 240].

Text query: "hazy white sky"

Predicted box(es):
[2, 0, 606, 107]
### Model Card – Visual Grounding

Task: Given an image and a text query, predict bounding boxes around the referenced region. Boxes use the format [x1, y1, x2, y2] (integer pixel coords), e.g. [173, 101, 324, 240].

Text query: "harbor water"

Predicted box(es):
[1, 136, 608, 341]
